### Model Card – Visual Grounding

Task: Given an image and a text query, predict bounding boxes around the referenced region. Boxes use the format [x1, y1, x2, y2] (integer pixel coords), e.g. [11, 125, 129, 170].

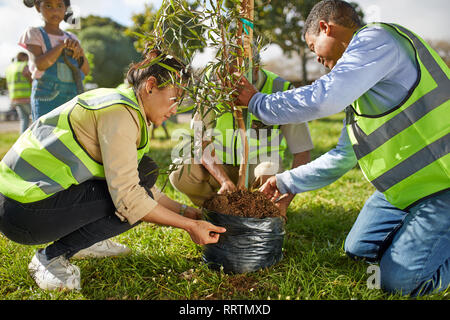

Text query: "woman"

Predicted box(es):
[20, 0, 90, 120]
[0, 49, 225, 291]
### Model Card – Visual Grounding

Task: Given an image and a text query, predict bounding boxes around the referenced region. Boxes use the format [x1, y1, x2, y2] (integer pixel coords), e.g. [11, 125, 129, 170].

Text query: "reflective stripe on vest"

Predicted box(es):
[347, 23, 450, 209]
[5, 61, 31, 99]
[0, 88, 150, 203]
[213, 69, 290, 165]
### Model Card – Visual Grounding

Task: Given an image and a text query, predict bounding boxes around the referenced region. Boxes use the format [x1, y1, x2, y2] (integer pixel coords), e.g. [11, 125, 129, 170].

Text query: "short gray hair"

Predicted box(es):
[303, 0, 362, 38]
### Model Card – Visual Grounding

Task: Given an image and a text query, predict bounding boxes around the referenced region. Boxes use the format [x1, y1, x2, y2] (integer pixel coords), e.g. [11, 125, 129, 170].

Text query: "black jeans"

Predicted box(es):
[0, 156, 159, 259]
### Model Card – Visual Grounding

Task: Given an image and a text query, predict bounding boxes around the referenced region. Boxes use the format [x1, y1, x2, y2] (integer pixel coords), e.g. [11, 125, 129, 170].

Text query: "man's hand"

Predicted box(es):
[259, 176, 292, 220]
[218, 180, 237, 195]
[259, 175, 281, 201]
[234, 73, 258, 106]
[273, 194, 294, 221]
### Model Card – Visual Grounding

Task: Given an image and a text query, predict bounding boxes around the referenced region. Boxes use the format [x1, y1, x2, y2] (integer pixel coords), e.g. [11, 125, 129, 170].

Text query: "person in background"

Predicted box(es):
[170, 53, 313, 217]
[0, 49, 225, 291]
[5, 52, 32, 133]
[19, 0, 90, 121]
[235, 0, 449, 296]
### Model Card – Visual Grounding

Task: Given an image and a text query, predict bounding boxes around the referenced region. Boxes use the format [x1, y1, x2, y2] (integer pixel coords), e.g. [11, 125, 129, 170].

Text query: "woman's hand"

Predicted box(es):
[141, 204, 225, 245]
[183, 206, 202, 220]
[187, 220, 226, 245]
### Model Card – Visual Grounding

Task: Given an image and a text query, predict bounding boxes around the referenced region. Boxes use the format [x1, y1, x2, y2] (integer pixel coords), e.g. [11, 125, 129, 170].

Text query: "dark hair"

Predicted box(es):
[303, 0, 362, 38]
[126, 48, 190, 91]
[24, 0, 73, 22]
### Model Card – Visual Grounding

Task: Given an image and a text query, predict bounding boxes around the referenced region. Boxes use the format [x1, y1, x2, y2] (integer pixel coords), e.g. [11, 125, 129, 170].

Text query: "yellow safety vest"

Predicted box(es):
[213, 69, 291, 165]
[346, 23, 450, 209]
[0, 87, 150, 203]
[5, 61, 31, 100]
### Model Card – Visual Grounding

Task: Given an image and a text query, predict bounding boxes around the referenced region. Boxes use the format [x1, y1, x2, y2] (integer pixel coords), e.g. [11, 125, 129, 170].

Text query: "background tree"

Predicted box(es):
[428, 39, 450, 67]
[247, 0, 364, 84]
[126, 1, 206, 58]
[71, 15, 125, 33]
[70, 16, 140, 88]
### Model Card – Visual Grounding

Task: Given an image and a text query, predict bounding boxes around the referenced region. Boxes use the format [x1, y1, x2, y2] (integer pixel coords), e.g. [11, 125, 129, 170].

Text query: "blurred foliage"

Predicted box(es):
[68, 15, 126, 35]
[82, 51, 95, 84]
[428, 39, 450, 67]
[239, 0, 364, 84]
[125, 1, 205, 58]
[76, 24, 141, 88]
[69, 15, 140, 88]
[0, 77, 6, 91]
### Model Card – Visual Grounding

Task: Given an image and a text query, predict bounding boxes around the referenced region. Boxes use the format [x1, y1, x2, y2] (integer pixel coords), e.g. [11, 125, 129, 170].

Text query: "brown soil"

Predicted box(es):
[203, 189, 281, 218]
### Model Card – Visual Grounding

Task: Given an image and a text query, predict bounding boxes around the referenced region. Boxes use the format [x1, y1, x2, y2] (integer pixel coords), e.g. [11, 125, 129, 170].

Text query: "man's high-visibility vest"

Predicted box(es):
[346, 23, 450, 210]
[213, 69, 291, 165]
[0, 87, 150, 203]
[5, 61, 31, 100]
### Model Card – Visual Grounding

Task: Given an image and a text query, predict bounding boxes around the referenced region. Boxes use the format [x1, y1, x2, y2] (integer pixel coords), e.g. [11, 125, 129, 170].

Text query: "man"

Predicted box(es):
[170, 62, 314, 216]
[5, 52, 32, 133]
[235, 0, 449, 296]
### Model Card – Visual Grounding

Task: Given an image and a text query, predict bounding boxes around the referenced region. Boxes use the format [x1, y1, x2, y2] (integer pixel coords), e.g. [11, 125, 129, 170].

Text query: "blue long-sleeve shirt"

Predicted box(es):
[249, 25, 419, 194]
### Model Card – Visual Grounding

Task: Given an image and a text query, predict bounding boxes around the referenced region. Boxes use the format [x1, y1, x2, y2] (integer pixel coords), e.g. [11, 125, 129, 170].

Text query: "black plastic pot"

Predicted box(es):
[202, 209, 285, 274]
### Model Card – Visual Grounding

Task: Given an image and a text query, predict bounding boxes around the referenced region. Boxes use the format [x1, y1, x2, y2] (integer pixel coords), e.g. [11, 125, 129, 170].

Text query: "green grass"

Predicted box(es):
[0, 114, 448, 300]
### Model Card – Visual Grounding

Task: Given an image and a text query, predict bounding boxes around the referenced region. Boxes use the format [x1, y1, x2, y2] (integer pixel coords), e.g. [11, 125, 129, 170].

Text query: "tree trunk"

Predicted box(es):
[300, 45, 308, 86]
[235, 0, 254, 190]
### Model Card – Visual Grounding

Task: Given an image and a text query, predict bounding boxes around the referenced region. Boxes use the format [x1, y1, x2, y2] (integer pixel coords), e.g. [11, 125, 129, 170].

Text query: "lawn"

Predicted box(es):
[0, 113, 448, 300]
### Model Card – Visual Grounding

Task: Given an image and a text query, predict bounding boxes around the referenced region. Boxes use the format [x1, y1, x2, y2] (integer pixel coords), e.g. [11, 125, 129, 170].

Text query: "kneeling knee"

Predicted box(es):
[379, 257, 419, 296]
[344, 237, 377, 262]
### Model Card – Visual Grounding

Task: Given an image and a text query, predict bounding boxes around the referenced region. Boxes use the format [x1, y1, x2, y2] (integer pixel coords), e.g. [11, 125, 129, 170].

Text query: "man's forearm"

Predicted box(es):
[276, 126, 357, 195]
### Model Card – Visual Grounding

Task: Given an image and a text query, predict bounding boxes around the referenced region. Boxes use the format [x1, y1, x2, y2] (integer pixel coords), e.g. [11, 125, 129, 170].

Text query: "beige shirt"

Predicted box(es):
[69, 102, 162, 225]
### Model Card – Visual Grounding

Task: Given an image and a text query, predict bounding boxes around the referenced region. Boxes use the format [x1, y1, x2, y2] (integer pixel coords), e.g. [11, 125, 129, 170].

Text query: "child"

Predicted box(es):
[19, 0, 90, 121]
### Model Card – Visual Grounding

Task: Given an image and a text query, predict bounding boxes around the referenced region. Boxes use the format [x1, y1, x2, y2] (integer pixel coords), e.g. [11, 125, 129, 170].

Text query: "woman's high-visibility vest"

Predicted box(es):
[213, 69, 291, 165]
[0, 87, 150, 203]
[5, 61, 31, 100]
[346, 23, 450, 210]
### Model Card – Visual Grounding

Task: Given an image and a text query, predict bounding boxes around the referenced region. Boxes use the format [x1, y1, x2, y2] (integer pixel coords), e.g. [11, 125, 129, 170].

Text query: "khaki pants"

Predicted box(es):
[169, 160, 282, 207]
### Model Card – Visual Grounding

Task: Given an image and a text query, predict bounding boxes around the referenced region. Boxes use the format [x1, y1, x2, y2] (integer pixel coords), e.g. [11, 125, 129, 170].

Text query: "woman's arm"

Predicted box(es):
[141, 204, 226, 245]
[155, 192, 202, 220]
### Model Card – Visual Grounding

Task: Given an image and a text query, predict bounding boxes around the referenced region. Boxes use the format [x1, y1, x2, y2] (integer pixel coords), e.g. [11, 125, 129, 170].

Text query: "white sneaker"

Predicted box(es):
[28, 250, 81, 291]
[71, 239, 131, 259]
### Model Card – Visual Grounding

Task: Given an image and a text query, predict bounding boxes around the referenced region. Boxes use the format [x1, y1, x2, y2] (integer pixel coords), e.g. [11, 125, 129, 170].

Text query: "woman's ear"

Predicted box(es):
[145, 76, 157, 94]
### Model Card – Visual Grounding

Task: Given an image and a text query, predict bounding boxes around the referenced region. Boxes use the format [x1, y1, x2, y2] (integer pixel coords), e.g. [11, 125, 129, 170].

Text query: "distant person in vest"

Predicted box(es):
[5, 52, 32, 133]
[0, 48, 225, 291]
[19, 0, 90, 121]
[235, 0, 449, 296]
[169, 51, 313, 218]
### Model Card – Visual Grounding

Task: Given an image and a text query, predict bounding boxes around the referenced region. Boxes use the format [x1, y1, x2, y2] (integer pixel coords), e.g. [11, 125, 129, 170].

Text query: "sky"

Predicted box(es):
[0, 0, 449, 77]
